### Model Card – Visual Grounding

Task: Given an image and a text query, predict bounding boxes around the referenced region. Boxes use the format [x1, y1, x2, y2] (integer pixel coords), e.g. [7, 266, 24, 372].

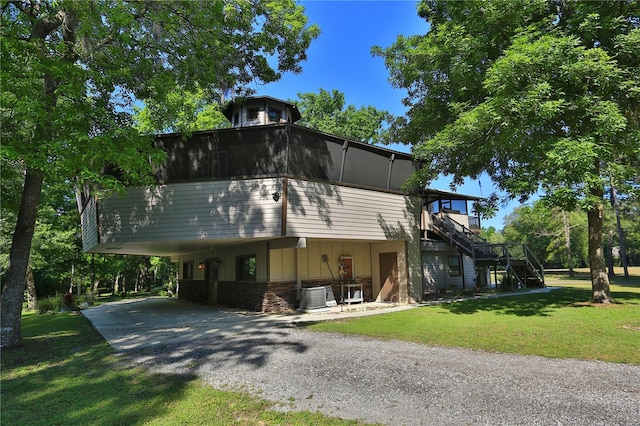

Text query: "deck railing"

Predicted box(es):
[427, 214, 545, 287]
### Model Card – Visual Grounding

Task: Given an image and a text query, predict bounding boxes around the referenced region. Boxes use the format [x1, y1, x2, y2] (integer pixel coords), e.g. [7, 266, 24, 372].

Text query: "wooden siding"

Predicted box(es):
[80, 197, 98, 252]
[422, 241, 476, 292]
[269, 239, 373, 282]
[269, 248, 298, 282]
[463, 255, 476, 288]
[422, 241, 462, 292]
[286, 179, 420, 240]
[99, 178, 283, 244]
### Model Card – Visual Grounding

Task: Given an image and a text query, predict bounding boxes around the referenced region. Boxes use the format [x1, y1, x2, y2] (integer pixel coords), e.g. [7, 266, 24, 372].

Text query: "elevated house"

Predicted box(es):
[77, 96, 543, 312]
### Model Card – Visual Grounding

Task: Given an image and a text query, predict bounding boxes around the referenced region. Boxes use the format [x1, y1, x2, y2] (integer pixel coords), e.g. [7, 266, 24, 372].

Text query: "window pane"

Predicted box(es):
[236, 255, 256, 281]
[183, 262, 193, 279]
[448, 256, 461, 277]
[268, 108, 281, 122]
[247, 108, 260, 120]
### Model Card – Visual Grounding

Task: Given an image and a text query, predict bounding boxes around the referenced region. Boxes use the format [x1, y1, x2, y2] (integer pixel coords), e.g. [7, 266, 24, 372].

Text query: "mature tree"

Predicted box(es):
[29, 180, 85, 298]
[134, 87, 230, 134]
[479, 226, 505, 245]
[375, 0, 639, 303]
[502, 201, 588, 269]
[622, 197, 640, 266]
[292, 89, 392, 143]
[1, 0, 319, 348]
[607, 185, 640, 267]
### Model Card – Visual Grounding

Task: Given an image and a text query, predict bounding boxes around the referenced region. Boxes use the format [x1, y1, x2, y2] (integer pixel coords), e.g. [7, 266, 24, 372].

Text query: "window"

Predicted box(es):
[183, 261, 193, 279]
[268, 108, 282, 122]
[236, 255, 256, 281]
[247, 108, 260, 121]
[448, 255, 461, 277]
[431, 199, 468, 214]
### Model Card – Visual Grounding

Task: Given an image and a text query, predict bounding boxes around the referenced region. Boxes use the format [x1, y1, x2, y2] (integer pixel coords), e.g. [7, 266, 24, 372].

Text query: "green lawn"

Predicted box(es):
[308, 271, 640, 365]
[1, 311, 365, 426]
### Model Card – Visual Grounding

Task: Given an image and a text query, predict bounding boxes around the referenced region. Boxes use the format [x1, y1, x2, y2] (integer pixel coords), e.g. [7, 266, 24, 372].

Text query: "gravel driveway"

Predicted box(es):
[83, 298, 640, 425]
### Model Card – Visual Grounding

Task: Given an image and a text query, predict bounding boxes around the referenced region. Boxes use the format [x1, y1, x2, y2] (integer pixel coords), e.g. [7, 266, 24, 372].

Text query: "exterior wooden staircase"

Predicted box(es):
[430, 213, 545, 288]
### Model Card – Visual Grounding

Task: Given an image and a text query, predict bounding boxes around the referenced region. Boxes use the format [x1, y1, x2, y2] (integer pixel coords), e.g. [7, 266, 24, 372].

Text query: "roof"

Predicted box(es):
[222, 96, 302, 122]
[418, 187, 484, 204]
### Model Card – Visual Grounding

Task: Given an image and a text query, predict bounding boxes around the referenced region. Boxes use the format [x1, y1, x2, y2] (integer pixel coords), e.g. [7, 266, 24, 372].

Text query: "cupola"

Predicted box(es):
[222, 96, 302, 127]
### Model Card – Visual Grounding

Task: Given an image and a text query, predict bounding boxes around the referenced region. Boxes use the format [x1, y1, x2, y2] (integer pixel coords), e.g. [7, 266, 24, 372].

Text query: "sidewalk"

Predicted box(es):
[269, 286, 558, 325]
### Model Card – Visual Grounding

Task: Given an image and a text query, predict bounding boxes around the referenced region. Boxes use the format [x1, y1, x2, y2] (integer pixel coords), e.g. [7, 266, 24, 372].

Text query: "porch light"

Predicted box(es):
[198, 262, 205, 270]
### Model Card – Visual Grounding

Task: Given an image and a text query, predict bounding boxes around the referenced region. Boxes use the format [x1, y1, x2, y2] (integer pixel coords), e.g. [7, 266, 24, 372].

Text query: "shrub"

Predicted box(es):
[36, 295, 64, 314]
[64, 292, 74, 306]
[81, 292, 95, 307]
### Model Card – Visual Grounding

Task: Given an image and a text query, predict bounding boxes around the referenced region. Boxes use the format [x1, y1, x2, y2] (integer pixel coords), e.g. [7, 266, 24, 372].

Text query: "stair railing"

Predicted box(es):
[523, 244, 545, 286]
[430, 213, 476, 256]
[429, 214, 544, 287]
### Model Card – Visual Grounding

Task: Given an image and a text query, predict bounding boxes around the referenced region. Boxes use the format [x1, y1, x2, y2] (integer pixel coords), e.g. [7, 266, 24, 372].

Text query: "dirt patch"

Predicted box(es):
[571, 302, 624, 308]
[621, 325, 640, 332]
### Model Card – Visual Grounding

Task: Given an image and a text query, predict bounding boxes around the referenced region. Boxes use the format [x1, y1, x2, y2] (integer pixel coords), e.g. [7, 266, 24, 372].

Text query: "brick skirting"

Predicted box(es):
[178, 279, 206, 301]
[179, 277, 374, 313]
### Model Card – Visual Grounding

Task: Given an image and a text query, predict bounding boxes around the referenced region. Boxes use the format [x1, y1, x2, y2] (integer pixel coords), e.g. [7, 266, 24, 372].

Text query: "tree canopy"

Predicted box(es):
[502, 201, 589, 270]
[0, 0, 319, 348]
[134, 88, 231, 135]
[375, 0, 639, 302]
[292, 89, 392, 144]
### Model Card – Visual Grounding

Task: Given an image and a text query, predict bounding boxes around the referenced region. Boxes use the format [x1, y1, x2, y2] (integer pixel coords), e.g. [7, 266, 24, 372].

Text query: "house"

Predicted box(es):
[77, 96, 543, 312]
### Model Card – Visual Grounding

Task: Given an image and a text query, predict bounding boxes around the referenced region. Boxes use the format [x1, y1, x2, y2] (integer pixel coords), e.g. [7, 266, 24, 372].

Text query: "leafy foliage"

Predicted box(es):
[134, 88, 231, 135]
[375, 0, 639, 300]
[376, 0, 639, 205]
[502, 201, 588, 269]
[1, 0, 319, 346]
[292, 89, 392, 144]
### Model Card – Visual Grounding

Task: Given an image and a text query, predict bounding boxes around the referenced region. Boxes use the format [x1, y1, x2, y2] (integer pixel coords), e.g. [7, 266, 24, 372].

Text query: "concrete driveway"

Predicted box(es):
[82, 297, 301, 351]
[83, 298, 640, 425]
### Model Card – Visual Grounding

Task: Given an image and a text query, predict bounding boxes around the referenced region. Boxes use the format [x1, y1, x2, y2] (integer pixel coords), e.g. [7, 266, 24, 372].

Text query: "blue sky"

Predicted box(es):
[259, 0, 527, 230]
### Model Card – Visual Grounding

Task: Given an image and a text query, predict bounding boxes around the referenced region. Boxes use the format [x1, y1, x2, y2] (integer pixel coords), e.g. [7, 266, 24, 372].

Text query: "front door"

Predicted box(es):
[379, 252, 399, 302]
[205, 260, 219, 304]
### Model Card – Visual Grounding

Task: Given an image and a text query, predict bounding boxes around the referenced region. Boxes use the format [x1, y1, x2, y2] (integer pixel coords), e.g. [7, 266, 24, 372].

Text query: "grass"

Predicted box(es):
[308, 268, 640, 365]
[1, 311, 366, 426]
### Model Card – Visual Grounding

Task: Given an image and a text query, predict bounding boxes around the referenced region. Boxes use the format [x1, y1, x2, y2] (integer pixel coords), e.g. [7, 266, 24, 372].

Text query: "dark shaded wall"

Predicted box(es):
[153, 125, 415, 192]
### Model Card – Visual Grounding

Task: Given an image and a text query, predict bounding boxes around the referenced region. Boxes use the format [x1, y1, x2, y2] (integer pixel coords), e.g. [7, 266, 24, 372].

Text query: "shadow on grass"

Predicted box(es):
[439, 287, 640, 317]
[1, 312, 196, 426]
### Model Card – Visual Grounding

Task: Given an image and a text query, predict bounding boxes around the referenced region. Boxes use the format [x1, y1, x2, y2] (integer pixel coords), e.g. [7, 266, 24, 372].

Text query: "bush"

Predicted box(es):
[36, 295, 64, 314]
[64, 292, 74, 306]
[80, 292, 95, 307]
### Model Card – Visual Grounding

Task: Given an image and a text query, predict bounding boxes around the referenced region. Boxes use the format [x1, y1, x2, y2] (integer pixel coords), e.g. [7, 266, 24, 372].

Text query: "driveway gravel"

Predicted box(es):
[83, 298, 640, 425]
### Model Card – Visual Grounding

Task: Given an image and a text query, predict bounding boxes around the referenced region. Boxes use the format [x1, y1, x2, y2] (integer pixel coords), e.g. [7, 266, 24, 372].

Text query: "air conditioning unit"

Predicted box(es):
[299, 287, 327, 310]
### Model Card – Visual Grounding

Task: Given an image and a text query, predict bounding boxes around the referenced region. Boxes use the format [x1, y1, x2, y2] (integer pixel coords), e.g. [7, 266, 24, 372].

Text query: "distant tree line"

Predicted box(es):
[482, 190, 639, 273]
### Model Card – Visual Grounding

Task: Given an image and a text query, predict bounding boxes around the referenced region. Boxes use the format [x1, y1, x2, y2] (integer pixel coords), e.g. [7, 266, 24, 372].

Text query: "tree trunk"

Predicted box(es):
[587, 191, 614, 303]
[1, 169, 44, 348]
[606, 230, 615, 277]
[145, 257, 152, 292]
[26, 266, 37, 311]
[69, 263, 75, 294]
[113, 273, 120, 295]
[91, 254, 100, 295]
[562, 210, 574, 277]
[610, 184, 629, 278]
